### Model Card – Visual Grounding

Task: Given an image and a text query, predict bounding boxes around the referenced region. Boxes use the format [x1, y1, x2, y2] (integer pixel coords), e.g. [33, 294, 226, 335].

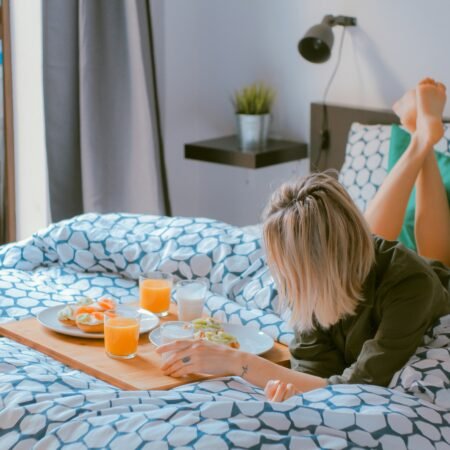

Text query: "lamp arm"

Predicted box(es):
[324, 15, 357, 27]
[321, 15, 335, 26]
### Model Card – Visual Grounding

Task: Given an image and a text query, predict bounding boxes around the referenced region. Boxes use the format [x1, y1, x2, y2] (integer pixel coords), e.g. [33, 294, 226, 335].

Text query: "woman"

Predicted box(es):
[157, 78, 450, 402]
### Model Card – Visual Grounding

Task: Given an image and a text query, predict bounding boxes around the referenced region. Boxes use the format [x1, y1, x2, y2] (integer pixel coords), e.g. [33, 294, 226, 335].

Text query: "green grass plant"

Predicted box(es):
[233, 82, 275, 115]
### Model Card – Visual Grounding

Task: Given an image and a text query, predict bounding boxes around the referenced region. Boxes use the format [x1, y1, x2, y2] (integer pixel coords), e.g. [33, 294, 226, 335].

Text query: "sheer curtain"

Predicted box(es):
[42, 0, 171, 222]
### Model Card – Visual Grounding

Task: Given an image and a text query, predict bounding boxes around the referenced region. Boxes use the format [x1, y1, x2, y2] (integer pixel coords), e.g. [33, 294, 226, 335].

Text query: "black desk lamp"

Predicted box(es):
[298, 15, 357, 169]
[299, 15, 357, 63]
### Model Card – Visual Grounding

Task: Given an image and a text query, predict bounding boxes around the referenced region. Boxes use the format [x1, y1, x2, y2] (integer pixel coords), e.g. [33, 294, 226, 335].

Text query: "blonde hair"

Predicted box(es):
[263, 172, 375, 332]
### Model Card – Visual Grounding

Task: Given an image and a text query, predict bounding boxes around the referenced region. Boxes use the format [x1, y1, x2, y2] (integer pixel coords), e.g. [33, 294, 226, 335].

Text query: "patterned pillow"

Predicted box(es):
[339, 123, 391, 212]
[339, 122, 450, 213]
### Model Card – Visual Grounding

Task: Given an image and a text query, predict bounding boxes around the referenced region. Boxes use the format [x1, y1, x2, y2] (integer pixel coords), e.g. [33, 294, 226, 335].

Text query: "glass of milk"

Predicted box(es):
[160, 321, 194, 361]
[176, 280, 208, 322]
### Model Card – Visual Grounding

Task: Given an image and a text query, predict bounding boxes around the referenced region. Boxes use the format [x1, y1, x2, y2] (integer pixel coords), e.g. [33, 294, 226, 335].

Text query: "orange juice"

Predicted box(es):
[104, 317, 139, 359]
[140, 278, 171, 316]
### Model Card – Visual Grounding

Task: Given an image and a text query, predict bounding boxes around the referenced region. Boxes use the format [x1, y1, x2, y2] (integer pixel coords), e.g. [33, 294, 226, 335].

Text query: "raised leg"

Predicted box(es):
[364, 133, 433, 240]
[365, 79, 433, 240]
[415, 151, 450, 265]
[365, 78, 449, 265]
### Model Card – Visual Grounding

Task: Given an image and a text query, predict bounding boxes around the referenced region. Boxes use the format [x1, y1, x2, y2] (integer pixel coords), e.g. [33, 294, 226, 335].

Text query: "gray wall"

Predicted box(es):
[156, 0, 450, 226]
[13, 0, 450, 238]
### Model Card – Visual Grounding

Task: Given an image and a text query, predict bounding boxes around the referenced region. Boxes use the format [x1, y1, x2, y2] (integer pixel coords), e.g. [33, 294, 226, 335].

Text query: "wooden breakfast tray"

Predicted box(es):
[0, 305, 291, 391]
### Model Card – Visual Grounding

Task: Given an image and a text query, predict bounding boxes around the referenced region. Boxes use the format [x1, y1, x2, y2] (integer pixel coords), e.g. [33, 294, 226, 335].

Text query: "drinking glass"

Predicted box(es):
[176, 279, 208, 322]
[104, 306, 140, 360]
[160, 321, 194, 361]
[139, 272, 173, 317]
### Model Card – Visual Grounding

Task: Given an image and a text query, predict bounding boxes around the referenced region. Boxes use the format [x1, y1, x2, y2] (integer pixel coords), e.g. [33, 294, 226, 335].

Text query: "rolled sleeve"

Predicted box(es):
[290, 326, 346, 379]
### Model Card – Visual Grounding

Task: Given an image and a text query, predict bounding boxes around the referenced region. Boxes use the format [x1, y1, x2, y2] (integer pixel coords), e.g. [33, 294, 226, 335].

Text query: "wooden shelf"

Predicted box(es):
[185, 135, 308, 169]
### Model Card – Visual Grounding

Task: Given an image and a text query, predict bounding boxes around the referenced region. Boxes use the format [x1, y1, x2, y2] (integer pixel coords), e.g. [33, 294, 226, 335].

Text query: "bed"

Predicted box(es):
[1, 104, 450, 449]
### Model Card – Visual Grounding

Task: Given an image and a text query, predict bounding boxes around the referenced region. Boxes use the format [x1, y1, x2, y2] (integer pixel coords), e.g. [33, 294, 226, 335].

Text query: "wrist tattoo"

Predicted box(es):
[240, 365, 249, 377]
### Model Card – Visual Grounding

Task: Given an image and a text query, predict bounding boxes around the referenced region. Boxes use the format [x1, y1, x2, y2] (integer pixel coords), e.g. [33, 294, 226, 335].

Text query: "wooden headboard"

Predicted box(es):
[310, 103, 399, 172]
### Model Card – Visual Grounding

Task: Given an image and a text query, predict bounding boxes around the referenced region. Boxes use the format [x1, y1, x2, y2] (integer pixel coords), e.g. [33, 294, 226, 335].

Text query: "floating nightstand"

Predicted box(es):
[185, 135, 308, 169]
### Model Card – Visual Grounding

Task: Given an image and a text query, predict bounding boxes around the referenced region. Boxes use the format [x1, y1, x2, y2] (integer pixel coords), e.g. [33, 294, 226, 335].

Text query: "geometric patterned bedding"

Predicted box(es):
[0, 213, 450, 449]
[338, 123, 391, 213]
[1, 331, 450, 449]
[0, 213, 293, 344]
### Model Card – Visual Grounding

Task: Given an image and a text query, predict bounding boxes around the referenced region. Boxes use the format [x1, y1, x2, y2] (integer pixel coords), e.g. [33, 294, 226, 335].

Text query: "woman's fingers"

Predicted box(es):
[160, 341, 211, 375]
[162, 353, 197, 375]
[158, 339, 235, 378]
[266, 381, 298, 402]
[160, 348, 194, 371]
[164, 360, 195, 377]
[167, 365, 194, 378]
[264, 379, 280, 400]
[271, 382, 287, 402]
[264, 380, 277, 397]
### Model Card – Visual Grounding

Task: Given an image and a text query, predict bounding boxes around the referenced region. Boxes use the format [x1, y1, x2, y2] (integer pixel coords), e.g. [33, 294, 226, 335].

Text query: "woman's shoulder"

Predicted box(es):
[369, 235, 450, 314]
[372, 235, 449, 278]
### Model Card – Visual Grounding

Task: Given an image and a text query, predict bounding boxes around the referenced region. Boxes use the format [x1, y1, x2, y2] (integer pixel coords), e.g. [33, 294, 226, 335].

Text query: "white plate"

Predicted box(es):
[149, 323, 274, 355]
[37, 305, 160, 339]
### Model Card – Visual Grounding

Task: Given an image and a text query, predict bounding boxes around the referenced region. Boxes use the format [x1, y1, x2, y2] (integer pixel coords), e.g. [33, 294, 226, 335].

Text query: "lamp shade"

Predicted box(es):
[298, 22, 334, 63]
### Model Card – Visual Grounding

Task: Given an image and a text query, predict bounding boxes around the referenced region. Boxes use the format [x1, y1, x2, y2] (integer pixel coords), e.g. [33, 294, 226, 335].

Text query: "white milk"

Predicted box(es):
[176, 282, 207, 322]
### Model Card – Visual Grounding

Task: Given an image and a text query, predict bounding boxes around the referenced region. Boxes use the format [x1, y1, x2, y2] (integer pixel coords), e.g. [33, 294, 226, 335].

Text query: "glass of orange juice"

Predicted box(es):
[139, 272, 173, 317]
[104, 307, 140, 359]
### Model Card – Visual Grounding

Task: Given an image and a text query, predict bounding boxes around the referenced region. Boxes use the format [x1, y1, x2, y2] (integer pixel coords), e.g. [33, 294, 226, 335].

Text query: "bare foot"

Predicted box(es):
[393, 89, 417, 132]
[415, 78, 446, 146]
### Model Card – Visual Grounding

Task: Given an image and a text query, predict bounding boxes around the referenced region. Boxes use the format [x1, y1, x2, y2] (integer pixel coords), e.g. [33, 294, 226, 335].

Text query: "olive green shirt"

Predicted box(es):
[289, 237, 450, 387]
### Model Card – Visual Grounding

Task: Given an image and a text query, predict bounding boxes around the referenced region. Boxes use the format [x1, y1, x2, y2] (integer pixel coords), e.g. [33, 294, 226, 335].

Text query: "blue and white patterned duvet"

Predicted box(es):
[0, 214, 449, 449]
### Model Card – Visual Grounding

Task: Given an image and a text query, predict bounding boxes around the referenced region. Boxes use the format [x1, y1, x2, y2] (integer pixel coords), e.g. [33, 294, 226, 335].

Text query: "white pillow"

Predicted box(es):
[338, 123, 391, 212]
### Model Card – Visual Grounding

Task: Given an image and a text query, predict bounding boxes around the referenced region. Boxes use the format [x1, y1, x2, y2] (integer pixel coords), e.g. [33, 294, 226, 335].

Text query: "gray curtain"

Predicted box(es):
[42, 0, 171, 222]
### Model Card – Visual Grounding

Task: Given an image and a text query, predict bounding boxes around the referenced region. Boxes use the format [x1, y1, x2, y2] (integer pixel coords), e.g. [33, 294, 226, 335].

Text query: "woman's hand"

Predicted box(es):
[264, 379, 299, 402]
[156, 339, 243, 378]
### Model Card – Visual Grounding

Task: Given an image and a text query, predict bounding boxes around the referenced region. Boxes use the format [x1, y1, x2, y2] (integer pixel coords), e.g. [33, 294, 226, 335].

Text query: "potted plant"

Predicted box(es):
[233, 82, 275, 151]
